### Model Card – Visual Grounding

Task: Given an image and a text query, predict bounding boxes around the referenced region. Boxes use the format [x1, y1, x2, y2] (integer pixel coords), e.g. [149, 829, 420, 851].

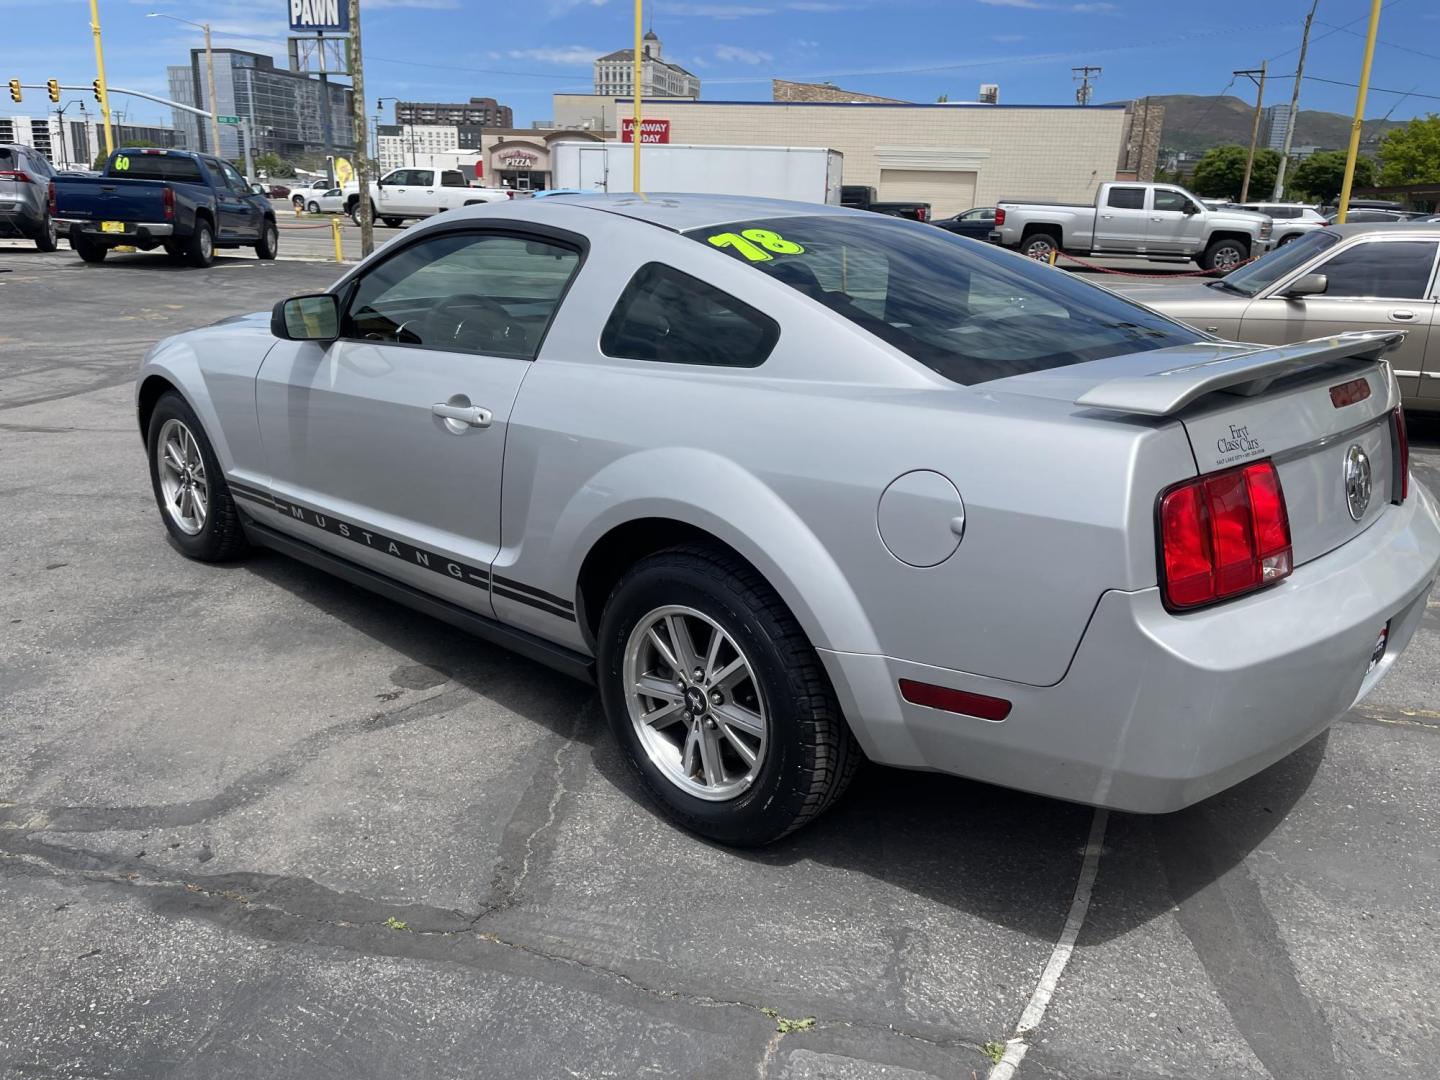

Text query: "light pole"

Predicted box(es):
[147, 12, 222, 157]
[375, 96, 405, 168]
[54, 100, 83, 169]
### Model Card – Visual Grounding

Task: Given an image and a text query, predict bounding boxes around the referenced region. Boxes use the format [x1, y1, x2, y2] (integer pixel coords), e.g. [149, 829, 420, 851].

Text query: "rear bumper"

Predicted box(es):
[823, 484, 1440, 813]
[57, 219, 175, 242]
[0, 198, 45, 237]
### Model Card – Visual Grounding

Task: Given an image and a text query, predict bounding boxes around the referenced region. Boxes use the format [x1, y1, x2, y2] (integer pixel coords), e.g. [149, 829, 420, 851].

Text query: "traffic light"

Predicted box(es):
[47, 79, 60, 103]
[7, 79, 20, 104]
[92, 79, 102, 102]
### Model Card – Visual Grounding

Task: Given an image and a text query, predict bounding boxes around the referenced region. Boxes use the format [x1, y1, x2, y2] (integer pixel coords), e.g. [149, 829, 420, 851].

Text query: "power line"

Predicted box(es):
[1303, 74, 1440, 102]
[1312, 18, 1440, 64]
[1265, 0, 1406, 64]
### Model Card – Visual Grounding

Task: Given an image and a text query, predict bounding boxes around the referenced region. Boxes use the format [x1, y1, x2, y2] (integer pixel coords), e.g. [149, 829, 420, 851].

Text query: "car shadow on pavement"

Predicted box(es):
[239, 546, 1324, 948]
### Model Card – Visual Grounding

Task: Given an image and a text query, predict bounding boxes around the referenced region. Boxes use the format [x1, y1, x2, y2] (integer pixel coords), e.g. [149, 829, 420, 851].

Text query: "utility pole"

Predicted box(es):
[632, 0, 643, 190]
[347, 0, 372, 257]
[1072, 66, 1101, 106]
[1272, 2, 1316, 201]
[1337, 0, 1383, 223]
[1236, 63, 1267, 202]
[87, 0, 114, 156]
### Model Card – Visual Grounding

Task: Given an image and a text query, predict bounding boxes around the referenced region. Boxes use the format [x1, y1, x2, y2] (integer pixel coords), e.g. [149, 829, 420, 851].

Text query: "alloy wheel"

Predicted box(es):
[623, 605, 768, 801]
[156, 418, 208, 535]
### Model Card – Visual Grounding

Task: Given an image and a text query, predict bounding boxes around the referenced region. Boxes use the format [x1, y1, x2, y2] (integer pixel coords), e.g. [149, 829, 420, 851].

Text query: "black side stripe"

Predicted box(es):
[492, 585, 577, 621]
[224, 475, 573, 621]
[491, 573, 575, 613]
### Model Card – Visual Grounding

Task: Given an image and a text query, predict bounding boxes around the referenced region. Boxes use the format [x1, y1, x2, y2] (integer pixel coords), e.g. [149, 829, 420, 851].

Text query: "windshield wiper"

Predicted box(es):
[1206, 279, 1248, 295]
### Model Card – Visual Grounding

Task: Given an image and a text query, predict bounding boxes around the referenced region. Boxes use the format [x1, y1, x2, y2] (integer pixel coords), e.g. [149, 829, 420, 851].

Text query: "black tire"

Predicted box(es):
[145, 392, 248, 562]
[383, 216, 404, 229]
[73, 235, 107, 263]
[1021, 231, 1060, 261]
[596, 545, 861, 846]
[307, 200, 321, 214]
[34, 212, 58, 252]
[162, 240, 184, 260]
[1202, 237, 1247, 272]
[184, 218, 215, 267]
[292, 195, 305, 211]
[349, 202, 371, 227]
[255, 219, 278, 260]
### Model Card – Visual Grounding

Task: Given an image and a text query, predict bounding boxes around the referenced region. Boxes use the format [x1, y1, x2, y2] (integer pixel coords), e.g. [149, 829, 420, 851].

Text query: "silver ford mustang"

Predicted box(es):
[135, 194, 1440, 845]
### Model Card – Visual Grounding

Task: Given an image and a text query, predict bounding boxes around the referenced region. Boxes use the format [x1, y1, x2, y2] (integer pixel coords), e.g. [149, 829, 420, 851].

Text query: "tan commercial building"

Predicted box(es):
[550, 93, 1133, 217]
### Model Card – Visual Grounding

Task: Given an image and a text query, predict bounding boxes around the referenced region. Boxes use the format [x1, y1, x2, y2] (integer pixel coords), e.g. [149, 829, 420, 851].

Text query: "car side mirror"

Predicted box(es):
[1283, 273, 1327, 298]
[1182, 202, 1198, 215]
[272, 294, 340, 341]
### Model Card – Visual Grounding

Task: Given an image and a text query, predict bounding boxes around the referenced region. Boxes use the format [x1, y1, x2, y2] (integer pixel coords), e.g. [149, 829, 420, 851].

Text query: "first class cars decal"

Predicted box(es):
[225, 477, 576, 620]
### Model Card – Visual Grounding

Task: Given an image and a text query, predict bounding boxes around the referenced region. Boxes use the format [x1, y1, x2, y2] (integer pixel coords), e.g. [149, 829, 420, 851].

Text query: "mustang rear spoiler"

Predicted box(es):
[1075, 331, 1405, 417]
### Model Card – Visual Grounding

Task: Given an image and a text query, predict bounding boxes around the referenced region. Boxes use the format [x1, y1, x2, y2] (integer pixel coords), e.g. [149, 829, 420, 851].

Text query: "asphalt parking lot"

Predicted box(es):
[2, 243, 1438, 1080]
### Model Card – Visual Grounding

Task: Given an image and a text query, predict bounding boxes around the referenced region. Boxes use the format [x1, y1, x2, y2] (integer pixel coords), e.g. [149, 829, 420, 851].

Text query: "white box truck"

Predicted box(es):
[550, 143, 843, 204]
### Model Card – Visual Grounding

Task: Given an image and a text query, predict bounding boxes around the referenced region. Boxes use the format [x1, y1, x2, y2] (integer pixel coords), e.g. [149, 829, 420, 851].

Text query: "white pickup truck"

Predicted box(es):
[990, 181, 1273, 272]
[344, 167, 512, 227]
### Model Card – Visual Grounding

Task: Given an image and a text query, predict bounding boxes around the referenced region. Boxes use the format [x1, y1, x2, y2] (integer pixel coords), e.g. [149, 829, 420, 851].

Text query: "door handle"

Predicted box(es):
[431, 402, 492, 428]
[1150, 217, 1163, 222]
[1389, 309, 1416, 321]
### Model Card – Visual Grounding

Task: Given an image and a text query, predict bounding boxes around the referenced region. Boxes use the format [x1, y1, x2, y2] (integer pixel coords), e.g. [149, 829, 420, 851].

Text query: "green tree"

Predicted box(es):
[1290, 150, 1376, 203]
[91, 139, 156, 172]
[1377, 114, 1440, 185]
[1189, 145, 1281, 200]
[254, 151, 284, 176]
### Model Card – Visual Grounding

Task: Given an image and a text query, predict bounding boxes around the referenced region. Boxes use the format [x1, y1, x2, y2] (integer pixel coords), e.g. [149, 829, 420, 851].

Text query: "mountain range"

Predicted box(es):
[1112, 94, 1408, 156]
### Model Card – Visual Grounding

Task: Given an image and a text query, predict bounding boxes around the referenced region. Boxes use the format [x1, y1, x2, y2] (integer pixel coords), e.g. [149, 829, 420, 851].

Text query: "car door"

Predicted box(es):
[408, 169, 440, 215]
[210, 159, 257, 240]
[439, 170, 471, 210]
[1095, 186, 1148, 252]
[955, 207, 995, 239]
[254, 225, 584, 615]
[376, 169, 414, 216]
[1146, 187, 1206, 254]
[1238, 235, 1439, 399]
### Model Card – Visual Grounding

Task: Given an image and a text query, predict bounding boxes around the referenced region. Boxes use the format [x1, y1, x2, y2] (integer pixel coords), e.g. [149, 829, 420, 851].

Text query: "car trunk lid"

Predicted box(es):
[990, 331, 1405, 568]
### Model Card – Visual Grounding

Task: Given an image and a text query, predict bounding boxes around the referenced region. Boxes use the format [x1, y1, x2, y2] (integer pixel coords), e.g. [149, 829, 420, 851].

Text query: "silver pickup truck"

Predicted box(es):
[990, 181, 1273, 271]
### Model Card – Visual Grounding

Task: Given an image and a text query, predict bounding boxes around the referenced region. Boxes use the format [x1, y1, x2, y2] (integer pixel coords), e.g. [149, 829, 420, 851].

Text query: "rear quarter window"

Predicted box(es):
[109, 153, 203, 183]
[601, 263, 779, 368]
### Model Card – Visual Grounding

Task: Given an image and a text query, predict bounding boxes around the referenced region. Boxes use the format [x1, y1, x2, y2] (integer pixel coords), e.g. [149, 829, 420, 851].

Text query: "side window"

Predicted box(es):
[962, 208, 995, 222]
[342, 231, 581, 358]
[411, 170, 435, 187]
[1107, 187, 1145, 210]
[382, 170, 410, 185]
[441, 170, 467, 188]
[601, 262, 779, 368]
[1152, 189, 1190, 213]
[1312, 241, 1439, 299]
[220, 161, 249, 193]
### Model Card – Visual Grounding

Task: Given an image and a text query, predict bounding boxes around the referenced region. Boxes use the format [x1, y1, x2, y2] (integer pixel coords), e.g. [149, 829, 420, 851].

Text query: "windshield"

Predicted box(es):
[1213, 229, 1340, 297]
[687, 215, 1198, 385]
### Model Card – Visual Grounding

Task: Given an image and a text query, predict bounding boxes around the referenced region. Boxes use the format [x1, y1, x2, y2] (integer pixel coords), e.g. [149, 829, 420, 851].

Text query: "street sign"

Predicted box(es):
[217, 114, 240, 125]
[289, 0, 350, 32]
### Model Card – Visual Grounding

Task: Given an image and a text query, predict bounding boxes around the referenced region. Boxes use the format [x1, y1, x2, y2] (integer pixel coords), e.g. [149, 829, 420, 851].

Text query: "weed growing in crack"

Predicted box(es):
[760, 1007, 815, 1034]
[982, 1040, 1007, 1065]
[384, 917, 409, 931]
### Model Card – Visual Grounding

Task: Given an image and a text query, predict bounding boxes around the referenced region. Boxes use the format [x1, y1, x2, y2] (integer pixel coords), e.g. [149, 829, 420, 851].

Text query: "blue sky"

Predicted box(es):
[3, 0, 1438, 130]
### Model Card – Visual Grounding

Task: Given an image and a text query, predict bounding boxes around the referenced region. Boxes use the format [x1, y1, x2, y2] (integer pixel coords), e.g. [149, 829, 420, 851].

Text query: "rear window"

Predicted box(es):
[602, 262, 778, 368]
[108, 153, 203, 182]
[688, 216, 1197, 385]
[1107, 187, 1145, 209]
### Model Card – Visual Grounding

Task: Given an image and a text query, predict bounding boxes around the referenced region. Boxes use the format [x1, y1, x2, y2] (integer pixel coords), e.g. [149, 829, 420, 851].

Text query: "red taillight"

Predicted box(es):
[994, 207, 1006, 227]
[162, 186, 175, 220]
[1158, 460, 1292, 611]
[0, 169, 34, 183]
[47, 180, 56, 215]
[898, 679, 1012, 722]
[915, 207, 928, 222]
[1394, 408, 1409, 503]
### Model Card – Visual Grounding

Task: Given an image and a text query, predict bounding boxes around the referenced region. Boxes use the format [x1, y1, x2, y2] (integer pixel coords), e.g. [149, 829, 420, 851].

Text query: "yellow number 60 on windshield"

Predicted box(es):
[114, 154, 130, 171]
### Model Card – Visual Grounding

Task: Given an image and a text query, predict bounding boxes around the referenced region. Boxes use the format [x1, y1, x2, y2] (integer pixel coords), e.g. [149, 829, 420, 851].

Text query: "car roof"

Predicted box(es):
[534, 192, 864, 232]
[1322, 221, 1440, 237]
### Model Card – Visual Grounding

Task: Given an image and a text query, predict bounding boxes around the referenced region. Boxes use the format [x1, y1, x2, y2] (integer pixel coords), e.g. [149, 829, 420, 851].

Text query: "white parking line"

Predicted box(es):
[988, 807, 1109, 1080]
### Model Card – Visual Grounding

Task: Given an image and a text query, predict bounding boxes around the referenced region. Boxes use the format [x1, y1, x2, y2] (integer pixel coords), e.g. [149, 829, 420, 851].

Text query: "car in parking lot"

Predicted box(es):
[134, 194, 1440, 845]
[1235, 202, 1328, 245]
[303, 188, 347, 214]
[0, 142, 60, 251]
[1106, 224, 1440, 411]
[291, 179, 333, 210]
[931, 206, 997, 240]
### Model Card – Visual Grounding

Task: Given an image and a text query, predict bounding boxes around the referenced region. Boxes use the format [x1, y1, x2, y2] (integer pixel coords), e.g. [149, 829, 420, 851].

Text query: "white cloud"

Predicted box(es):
[713, 44, 775, 64]
[502, 46, 601, 64]
[367, 0, 461, 9]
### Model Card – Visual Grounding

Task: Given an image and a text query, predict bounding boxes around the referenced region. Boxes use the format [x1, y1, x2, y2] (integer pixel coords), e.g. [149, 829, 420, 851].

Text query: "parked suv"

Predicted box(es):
[1235, 202, 1328, 246]
[0, 143, 60, 251]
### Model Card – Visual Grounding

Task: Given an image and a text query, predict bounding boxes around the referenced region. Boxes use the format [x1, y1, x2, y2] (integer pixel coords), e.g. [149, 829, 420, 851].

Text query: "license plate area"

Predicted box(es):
[100, 221, 127, 234]
[1367, 622, 1390, 673]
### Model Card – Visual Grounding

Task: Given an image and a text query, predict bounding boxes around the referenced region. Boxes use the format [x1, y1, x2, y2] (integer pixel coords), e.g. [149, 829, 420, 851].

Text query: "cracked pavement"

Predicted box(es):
[2, 246, 1440, 1079]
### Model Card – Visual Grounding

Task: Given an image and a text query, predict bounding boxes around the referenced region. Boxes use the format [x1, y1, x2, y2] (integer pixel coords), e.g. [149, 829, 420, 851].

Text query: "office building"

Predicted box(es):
[395, 98, 512, 128]
[593, 31, 700, 99]
[166, 48, 354, 160]
[376, 123, 472, 171]
[1264, 104, 1295, 153]
[0, 113, 182, 169]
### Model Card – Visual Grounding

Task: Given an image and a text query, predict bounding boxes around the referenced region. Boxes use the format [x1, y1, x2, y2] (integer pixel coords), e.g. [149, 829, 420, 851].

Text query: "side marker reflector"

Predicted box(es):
[899, 679, 1012, 722]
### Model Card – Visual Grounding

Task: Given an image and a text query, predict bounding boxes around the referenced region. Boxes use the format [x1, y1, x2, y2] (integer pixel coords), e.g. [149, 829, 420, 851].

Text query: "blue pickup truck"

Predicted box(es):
[50, 148, 277, 267]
